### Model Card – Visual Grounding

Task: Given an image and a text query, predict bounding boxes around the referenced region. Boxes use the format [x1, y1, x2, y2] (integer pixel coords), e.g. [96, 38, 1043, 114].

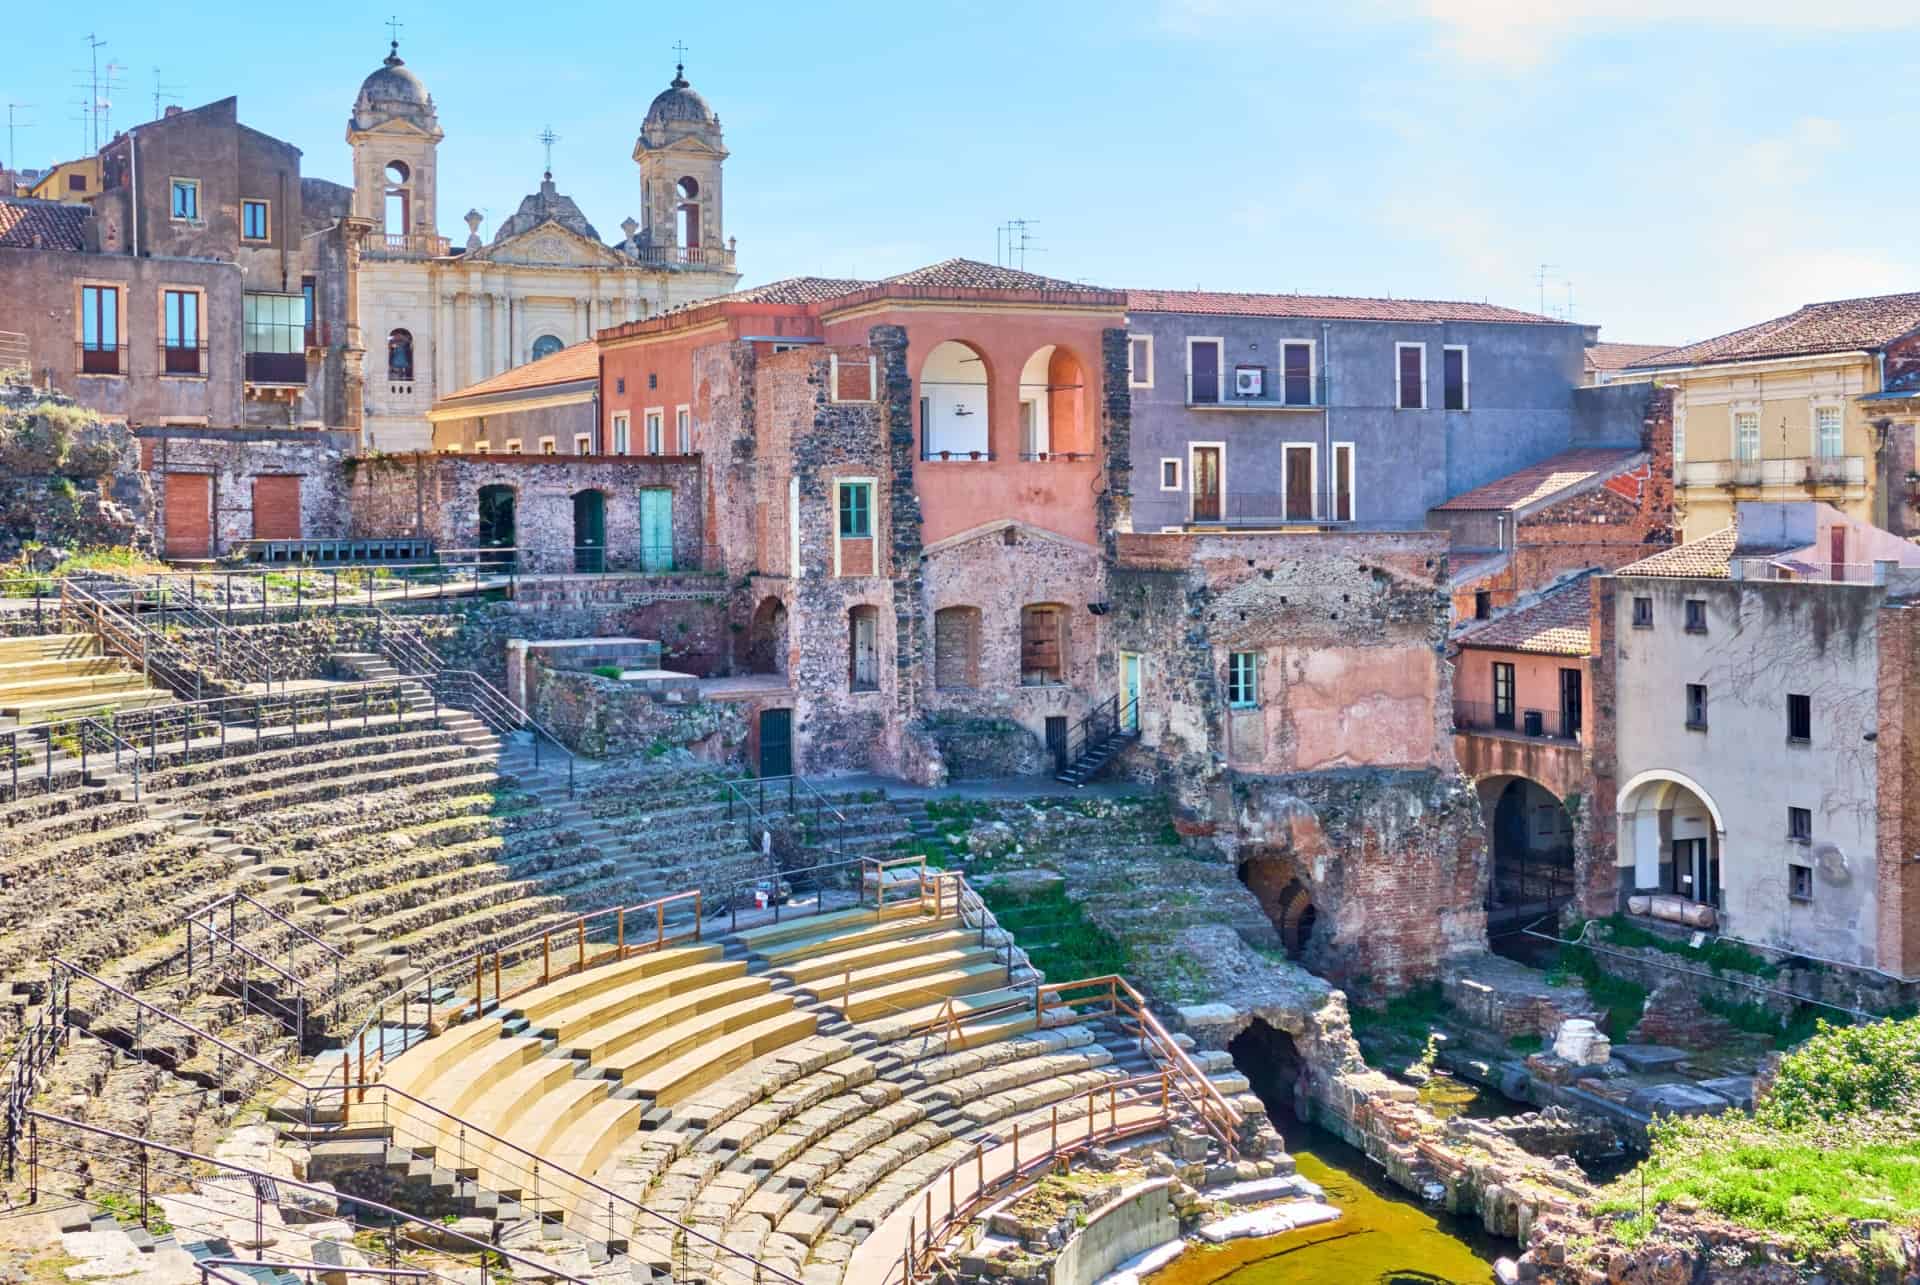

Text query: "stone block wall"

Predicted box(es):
[140, 427, 354, 555]
[0, 386, 152, 558]
[525, 665, 744, 761]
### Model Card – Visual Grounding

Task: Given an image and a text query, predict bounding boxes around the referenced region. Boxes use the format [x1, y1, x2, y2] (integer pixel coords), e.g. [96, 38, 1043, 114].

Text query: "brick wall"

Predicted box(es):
[1876, 597, 1920, 979]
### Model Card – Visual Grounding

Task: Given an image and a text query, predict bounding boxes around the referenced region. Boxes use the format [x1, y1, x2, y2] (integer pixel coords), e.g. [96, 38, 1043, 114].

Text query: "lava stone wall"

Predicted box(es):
[141, 426, 354, 554]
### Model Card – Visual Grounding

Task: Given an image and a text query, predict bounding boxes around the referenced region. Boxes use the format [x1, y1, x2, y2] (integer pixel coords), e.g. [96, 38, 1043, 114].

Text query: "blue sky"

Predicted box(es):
[7, 0, 1916, 344]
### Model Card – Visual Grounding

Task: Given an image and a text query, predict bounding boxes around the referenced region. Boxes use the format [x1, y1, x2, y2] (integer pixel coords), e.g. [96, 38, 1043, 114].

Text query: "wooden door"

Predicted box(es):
[1191, 447, 1222, 522]
[1190, 342, 1220, 403]
[164, 473, 213, 560]
[758, 708, 792, 777]
[1559, 668, 1583, 740]
[639, 488, 674, 572]
[1284, 446, 1314, 520]
[250, 475, 302, 542]
[1830, 526, 1847, 580]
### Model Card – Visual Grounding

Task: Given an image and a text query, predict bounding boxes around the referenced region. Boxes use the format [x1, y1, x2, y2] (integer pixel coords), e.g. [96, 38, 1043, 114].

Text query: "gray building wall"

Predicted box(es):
[1127, 312, 1640, 531]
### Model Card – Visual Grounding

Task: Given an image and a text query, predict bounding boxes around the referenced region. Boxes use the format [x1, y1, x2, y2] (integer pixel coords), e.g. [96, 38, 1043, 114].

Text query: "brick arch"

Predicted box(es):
[745, 594, 788, 677]
[1238, 851, 1323, 966]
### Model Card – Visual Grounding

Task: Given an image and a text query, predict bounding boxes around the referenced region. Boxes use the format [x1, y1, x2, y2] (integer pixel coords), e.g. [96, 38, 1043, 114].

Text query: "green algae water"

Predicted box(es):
[1144, 1122, 1505, 1285]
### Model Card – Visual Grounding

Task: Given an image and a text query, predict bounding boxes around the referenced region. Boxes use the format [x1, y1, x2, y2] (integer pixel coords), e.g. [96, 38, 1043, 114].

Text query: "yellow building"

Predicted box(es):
[1623, 293, 1920, 540]
[27, 156, 102, 204]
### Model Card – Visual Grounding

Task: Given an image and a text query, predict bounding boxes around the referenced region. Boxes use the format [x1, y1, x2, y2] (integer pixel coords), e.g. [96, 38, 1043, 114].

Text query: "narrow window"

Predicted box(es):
[1789, 864, 1813, 902]
[1396, 343, 1425, 409]
[1332, 442, 1354, 522]
[1020, 605, 1067, 686]
[848, 605, 879, 692]
[80, 285, 120, 373]
[1160, 458, 1182, 491]
[1787, 693, 1811, 743]
[1734, 411, 1761, 462]
[474, 439, 490, 453]
[574, 434, 592, 455]
[301, 276, 317, 347]
[1189, 339, 1222, 404]
[1632, 596, 1653, 628]
[1788, 806, 1812, 843]
[387, 329, 414, 381]
[1474, 590, 1491, 621]
[1684, 600, 1707, 633]
[676, 406, 691, 454]
[838, 481, 873, 538]
[241, 199, 269, 240]
[1442, 346, 1468, 410]
[1685, 683, 1708, 730]
[1128, 336, 1153, 388]
[1282, 342, 1313, 406]
[611, 414, 630, 455]
[615, 376, 626, 395]
[170, 178, 199, 221]
[1492, 661, 1515, 729]
[1815, 406, 1843, 459]
[505, 439, 522, 454]
[539, 437, 557, 455]
[162, 290, 201, 374]
[1227, 652, 1260, 708]
[644, 410, 663, 454]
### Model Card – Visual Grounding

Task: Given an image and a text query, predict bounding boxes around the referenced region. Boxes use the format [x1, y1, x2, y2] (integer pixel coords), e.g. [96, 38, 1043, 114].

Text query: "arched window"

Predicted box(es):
[1017, 344, 1088, 457]
[387, 328, 413, 381]
[530, 333, 563, 361]
[848, 605, 879, 692]
[383, 160, 411, 238]
[921, 341, 990, 460]
[676, 176, 701, 250]
[1020, 604, 1067, 687]
[933, 606, 981, 690]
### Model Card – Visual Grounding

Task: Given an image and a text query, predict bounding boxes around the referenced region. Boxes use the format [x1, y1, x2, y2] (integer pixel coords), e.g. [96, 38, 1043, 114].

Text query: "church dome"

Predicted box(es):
[353, 44, 437, 128]
[644, 66, 718, 130]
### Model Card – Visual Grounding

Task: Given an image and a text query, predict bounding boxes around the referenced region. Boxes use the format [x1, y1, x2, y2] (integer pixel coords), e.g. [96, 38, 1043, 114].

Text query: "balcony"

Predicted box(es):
[1680, 455, 1866, 491]
[631, 242, 737, 272]
[1454, 699, 1580, 744]
[1183, 489, 1356, 527]
[244, 351, 308, 385]
[159, 342, 208, 377]
[363, 231, 451, 260]
[1185, 371, 1326, 410]
[75, 341, 126, 376]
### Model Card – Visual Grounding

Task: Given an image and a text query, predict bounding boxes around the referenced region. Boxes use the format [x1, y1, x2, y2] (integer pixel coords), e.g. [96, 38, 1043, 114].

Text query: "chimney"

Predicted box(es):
[164, 105, 182, 117]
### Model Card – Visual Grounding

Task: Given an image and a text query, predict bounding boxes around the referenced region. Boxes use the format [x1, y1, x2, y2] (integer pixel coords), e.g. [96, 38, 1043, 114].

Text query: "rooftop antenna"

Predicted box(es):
[83, 34, 106, 151]
[99, 60, 125, 140]
[1536, 263, 1558, 317]
[538, 125, 559, 179]
[150, 67, 182, 120]
[996, 217, 1041, 271]
[5, 103, 33, 180]
[1564, 280, 1575, 322]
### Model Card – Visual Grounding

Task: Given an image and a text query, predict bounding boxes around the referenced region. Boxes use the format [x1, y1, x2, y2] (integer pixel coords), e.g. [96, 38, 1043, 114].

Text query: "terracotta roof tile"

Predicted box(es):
[1458, 577, 1592, 656]
[1629, 292, 1920, 369]
[1432, 449, 1642, 512]
[883, 258, 1102, 292]
[440, 340, 597, 402]
[1585, 342, 1677, 372]
[1615, 526, 1737, 579]
[1126, 288, 1556, 325]
[0, 198, 88, 251]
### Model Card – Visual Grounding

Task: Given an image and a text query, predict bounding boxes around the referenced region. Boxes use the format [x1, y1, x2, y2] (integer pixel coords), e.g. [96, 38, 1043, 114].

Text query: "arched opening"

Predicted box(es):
[386, 328, 413, 382]
[477, 484, 515, 563]
[746, 596, 789, 677]
[530, 333, 563, 361]
[571, 489, 606, 572]
[1016, 345, 1088, 458]
[1239, 856, 1321, 964]
[932, 605, 982, 690]
[676, 176, 701, 251]
[1227, 1018, 1304, 1121]
[848, 605, 879, 692]
[920, 340, 990, 460]
[1477, 775, 1577, 942]
[1019, 603, 1068, 687]
[383, 160, 411, 238]
[1619, 773, 1724, 914]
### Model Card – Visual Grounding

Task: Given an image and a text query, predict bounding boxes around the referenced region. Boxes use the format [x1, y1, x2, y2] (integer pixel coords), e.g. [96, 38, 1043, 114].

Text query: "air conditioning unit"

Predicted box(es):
[1234, 366, 1263, 398]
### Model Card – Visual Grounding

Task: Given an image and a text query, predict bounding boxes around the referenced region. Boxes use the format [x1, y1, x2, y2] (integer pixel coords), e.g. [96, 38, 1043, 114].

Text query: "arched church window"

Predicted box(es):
[675, 176, 698, 200]
[385, 160, 410, 184]
[387, 328, 414, 381]
[530, 334, 564, 361]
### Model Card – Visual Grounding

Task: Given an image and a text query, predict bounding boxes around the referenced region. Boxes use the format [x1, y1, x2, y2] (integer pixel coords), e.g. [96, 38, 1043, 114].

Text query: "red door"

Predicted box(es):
[163, 473, 213, 560]
[1830, 526, 1846, 580]
[251, 475, 303, 541]
[1191, 448, 1222, 522]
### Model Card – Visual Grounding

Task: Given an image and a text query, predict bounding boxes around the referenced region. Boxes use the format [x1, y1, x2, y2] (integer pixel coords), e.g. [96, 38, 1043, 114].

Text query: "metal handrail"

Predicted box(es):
[198, 1263, 429, 1283]
[20, 1110, 591, 1285]
[59, 578, 215, 700]
[2, 712, 148, 804]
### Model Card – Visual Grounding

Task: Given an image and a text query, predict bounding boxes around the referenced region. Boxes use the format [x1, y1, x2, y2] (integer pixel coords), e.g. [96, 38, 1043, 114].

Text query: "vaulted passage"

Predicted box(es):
[1478, 775, 1576, 940]
[1227, 1018, 1303, 1120]
[1239, 856, 1320, 963]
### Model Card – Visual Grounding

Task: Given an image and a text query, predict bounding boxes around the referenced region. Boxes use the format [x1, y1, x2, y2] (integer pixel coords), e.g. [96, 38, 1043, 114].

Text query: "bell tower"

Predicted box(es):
[632, 58, 728, 265]
[346, 38, 444, 246]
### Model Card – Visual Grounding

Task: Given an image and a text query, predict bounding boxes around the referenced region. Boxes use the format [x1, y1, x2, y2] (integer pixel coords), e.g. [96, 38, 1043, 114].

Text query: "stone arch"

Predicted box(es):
[1617, 771, 1725, 909]
[1016, 343, 1092, 457]
[1476, 773, 1577, 936]
[746, 595, 789, 677]
[919, 340, 991, 459]
[1239, 854, 1322, 965]
[477, 483, 516, 561]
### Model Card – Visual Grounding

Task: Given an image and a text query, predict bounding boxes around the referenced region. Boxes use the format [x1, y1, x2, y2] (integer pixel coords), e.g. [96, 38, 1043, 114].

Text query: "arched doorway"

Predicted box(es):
[477, 484, 516, 565]
[1016, 344, 1088, 458]
[1478, 775, 1577, 938]
[572, 489, 606, 572]
[745, 596, 788, 676]
[1239, 856, 1321, 964]
[920, 340, 989, 459]
[1227, 1018, 1304, 1121]
[1618, 772, 1724, 911]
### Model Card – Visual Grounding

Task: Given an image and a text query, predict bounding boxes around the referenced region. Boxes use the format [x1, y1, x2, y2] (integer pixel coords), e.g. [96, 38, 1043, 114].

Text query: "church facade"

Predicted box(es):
[345, 47, 740, 450]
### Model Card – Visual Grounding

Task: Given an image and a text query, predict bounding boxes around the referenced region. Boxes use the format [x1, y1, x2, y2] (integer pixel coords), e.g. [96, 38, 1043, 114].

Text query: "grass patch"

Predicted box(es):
[1547, 944, 1649, 1041]
[1507, 1032, 1544, 1054]
[591, 665, 624, 679]
[1350, 982, 1450, 1044]
[1589, 914, 1780, 979]
[1697, 993, 1831, 1050]
[977, 879, 1130, 982]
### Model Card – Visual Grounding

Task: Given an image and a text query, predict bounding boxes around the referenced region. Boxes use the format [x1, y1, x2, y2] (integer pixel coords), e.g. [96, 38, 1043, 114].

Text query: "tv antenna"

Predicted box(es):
[151, 68, 183, 119]
[996, 218, 1042, 271]
[5, 104, 33, 180]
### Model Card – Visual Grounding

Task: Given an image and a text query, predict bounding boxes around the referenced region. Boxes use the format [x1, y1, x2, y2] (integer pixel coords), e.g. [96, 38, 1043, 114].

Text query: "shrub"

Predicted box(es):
[0, 403, 72, 473]
[591, 665, 624, 679]
[1761, 1014, 1920, 1128]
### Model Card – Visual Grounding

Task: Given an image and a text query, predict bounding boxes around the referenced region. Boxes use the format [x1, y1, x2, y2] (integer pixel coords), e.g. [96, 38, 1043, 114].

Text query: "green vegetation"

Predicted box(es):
[976, 878, 1130, 982]
[1349, 982, 1450, 1044]
[1697, 992, 1830, 1050]
[1546, 941, 1649, 1040]
[2, 543, 171, 596]
[591, 665, 625, 680]
[1598, 1015, 1920, 1256]
[1507, 1031, 1544, 1054]
[90, 1191, 171, 1236]
[1588, 914, 1780, 979]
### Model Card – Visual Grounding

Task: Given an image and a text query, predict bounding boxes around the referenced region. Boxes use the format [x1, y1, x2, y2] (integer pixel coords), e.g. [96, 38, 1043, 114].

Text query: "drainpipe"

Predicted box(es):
[128, 133, 138, 257]
[1321, 322, 1332, 519]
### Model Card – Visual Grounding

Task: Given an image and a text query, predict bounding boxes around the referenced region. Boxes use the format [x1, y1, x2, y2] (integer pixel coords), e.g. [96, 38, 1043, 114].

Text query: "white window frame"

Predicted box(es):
[474, 439, 490, 453]
[828, 354, 878, 404]
[1395, 342, 1427, 410]
[611, 412, 630, 455]
[1188, 440, 1226, 523]
[1733, 408, 1761, 462]
[832, 476, 878, 576]
[443, 443, 461, 453]
[504, 439, 522, 454]
[1185, 336, 1225, 405]
[643, 407, 664, 455]
[1278, 338, 1316, 406]
[1159, 457, 1182, 491]
[1813, 403, 1844, 459]
[1441, 344, 1470, 411]
[574, 433, 592, 456]
[1672, 397, 1686, 466]
[538, 436, 557, 455]
[1281, 441, 1319, 521]
[1331, 440, 1357, 523]
[1128, 334, 1154, 389]
[674, 404, 691, 454]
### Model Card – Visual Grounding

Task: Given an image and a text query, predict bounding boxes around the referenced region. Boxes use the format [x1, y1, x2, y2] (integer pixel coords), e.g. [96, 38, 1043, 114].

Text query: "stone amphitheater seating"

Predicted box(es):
[0, 633, 171, 723]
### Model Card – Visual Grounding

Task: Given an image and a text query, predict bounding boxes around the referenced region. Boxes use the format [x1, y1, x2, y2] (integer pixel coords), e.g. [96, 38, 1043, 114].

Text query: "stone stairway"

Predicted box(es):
[0, 632, 172, 726]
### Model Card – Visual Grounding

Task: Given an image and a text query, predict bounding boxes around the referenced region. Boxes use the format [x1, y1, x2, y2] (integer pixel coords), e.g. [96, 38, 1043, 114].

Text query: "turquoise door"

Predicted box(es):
[640, 488, 674, 572]
[1120, 652, 1141, 730]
